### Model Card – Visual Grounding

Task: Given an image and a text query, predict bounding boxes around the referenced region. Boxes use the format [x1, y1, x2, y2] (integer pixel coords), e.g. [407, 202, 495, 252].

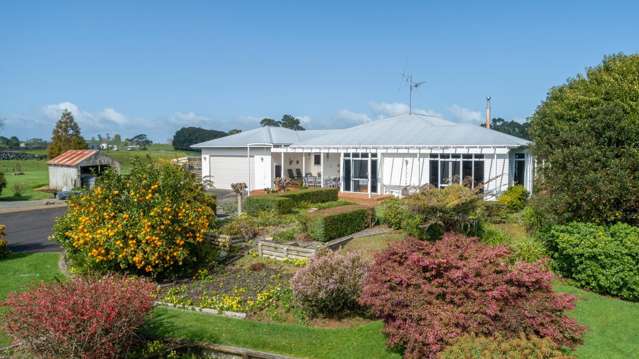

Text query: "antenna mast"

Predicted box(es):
[485, 97, 492, 128]
[403, 73, 426, 114]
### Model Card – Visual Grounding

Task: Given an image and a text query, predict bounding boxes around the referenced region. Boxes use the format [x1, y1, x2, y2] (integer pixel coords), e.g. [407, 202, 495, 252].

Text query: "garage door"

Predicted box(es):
[210, 156, 250, 189]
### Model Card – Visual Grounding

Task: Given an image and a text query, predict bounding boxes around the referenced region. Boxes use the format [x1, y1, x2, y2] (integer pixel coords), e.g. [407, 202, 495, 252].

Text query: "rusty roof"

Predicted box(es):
[47, 150, 99, 167]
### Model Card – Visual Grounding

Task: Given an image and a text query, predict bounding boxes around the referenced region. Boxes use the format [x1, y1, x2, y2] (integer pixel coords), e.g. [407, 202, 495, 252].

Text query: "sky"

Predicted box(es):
[1, 1, 638, 142]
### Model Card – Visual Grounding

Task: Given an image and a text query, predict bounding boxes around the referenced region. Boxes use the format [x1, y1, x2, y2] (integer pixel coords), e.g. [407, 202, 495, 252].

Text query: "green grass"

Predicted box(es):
[0, 160, 50, 200]
[0, 145, 197, 201]
[149, 308, 401, 359]
[0, 252, 63, 345]
[342, 230, 406, 261]
[555, 283, 639, 358]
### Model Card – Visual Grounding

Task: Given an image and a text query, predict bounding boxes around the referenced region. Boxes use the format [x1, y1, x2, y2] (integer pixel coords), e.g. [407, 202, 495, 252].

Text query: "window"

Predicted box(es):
[313, 154, 321, 166]
[514, 153, 526, 185]
[429, 153, 484, 189]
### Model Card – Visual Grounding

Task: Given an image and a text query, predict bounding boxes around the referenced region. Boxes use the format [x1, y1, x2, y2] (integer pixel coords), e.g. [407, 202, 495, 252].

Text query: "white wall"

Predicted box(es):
[484, 153, 509, 200]
[201, 147, 271, 190]
[48, 166, 79, 191]
[381, 154, 428, 188]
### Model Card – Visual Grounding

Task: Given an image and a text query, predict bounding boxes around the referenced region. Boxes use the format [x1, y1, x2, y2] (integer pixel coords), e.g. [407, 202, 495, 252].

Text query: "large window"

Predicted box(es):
[513, 153, 526, 185]
[429, 153, 484, 190]
[343, 153, 377, 193]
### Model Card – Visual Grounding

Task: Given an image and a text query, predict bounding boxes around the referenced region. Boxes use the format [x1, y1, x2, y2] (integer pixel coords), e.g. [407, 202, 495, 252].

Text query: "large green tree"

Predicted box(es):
[530, 53, 639, 225]
[48, 109, 88, 159]
[260, 118, 280, 127]
[172, 127, 227, 151]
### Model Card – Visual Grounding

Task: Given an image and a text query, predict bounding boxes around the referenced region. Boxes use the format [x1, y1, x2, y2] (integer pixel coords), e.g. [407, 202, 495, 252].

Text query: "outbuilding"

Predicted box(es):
[47, 150, 120, 191]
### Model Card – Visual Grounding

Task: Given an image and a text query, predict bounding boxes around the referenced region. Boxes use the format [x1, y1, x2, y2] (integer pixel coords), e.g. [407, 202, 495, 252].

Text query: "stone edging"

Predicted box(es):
[154, 301, 247, 319]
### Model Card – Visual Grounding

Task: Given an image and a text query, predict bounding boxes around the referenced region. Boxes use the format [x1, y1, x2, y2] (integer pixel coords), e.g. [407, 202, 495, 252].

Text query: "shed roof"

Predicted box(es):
[48, 150, 99, 167]
[289, 114, 531, 148]
[191, 126, 337, 148]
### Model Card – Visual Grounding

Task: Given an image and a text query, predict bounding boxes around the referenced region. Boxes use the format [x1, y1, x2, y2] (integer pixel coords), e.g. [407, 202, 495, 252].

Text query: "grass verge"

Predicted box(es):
[0, 252, 63, 346]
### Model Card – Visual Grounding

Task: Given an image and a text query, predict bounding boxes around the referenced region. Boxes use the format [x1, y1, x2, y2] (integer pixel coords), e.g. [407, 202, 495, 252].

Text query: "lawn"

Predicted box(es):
[1, 240, 639, 357]
[149, 308, 401, 359]
[0, 252, 63, 346]
[0, 145, 197, 201]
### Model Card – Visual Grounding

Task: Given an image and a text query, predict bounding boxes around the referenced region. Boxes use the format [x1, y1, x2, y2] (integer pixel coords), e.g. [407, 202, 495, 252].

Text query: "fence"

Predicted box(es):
[256, 235, 354, 261]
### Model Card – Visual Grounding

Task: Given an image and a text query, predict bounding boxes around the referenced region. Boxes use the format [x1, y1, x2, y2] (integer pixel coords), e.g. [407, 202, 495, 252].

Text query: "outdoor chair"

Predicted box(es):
[287, 169, 296, 179]
[295, 168, 303, 179]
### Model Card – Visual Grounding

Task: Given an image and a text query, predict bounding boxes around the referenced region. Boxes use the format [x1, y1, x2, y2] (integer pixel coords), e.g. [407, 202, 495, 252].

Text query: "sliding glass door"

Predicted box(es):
[342, 153, 378, 193]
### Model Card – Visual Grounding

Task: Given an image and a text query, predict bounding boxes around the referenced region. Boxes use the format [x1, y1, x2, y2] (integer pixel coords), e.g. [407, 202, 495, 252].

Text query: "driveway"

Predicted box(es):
[1, 207, 67, 252]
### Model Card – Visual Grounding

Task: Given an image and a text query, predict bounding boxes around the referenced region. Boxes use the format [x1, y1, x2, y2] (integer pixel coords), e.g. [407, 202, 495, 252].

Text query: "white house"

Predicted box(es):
[192, 114, 533, 199]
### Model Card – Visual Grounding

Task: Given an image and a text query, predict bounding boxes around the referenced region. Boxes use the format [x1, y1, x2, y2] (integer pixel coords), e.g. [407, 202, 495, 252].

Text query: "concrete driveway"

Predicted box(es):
[0, 207, 67, 252]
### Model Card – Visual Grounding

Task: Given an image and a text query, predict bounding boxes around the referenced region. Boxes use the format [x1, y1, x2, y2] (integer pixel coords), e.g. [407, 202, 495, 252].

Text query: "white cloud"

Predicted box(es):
[336, 109, 372, 125]
[98, 108, 128, 125]
[448, 104, 481, 123]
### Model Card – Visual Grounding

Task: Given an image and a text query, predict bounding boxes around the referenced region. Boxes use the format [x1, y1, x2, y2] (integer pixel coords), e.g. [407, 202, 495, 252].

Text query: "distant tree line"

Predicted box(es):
[260, 114, 305, 130]
[0, 136, 48, 150]
[172, 127, 241, 151]
[481, 117, 531, 140]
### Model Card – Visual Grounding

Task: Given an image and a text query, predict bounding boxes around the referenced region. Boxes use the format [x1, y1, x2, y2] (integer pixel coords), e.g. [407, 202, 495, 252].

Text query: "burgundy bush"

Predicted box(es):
[359, 234, 584, 359]
[1, 275, 157, 359]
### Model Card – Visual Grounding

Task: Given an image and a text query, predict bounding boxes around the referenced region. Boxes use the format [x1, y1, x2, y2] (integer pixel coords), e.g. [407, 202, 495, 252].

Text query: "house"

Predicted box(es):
[48, 150, 120, 191]
[192, 114, 533, 199]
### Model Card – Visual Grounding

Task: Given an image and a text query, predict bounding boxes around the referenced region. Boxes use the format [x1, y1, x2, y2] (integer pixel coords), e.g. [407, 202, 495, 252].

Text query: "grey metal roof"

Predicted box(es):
[191, 126, 337, 148]
[193, 114, 530, 149]
[289, 114, 530, 148]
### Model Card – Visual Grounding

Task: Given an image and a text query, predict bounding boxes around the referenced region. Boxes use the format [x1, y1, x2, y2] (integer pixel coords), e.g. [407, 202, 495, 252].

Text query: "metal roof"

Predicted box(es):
[47, 150, 99, 167]
[191, 126, 337, 148]
[289, 114, 530, 148]
[193, 114, 531, 150]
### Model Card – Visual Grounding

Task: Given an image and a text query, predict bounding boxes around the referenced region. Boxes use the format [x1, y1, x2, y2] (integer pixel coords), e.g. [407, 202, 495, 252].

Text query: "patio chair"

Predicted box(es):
[295, 168, 303, 179]
[287, 169, 296, 179]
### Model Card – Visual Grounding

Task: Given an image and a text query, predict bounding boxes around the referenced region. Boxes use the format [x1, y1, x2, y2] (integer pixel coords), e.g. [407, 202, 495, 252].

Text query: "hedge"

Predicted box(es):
[305, 205, 373, 242]
[543, 222, 639, 301]
[279, 188, 338, 205]
[245, 196, 295, 214]
[245, 188, 338, 214]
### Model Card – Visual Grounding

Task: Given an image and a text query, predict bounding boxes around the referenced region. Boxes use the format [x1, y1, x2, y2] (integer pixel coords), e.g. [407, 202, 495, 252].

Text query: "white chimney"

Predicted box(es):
[485, 97, 492, 129]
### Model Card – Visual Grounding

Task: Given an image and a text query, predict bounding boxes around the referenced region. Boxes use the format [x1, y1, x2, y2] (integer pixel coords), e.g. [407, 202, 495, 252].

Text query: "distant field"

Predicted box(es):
[0, 145, 198, 201]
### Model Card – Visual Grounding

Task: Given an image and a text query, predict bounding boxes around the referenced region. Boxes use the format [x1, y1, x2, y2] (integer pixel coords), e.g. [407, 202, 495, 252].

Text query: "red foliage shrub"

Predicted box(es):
[1, 275, 157, 359]
[359, 234, 585, 359]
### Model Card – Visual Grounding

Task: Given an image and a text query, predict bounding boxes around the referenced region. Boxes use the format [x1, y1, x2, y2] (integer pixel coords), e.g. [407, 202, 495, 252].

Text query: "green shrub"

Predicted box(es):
[544, 222, 639, 301]
[498, 185, 529, 211]
[219, 214, 258, 240]
[0, 224, 8, 259]
[404, 184, 482, 240]
[375, 198, 407, 228]
[440, 334, 574, 359]
[305, 205, 373, 242]
[480, 201, 510, 224]
[480, 224, 547, 263]
[279, 188, 338, 205]
[245, 196, 294, 214]
[0, 172, 6, 196]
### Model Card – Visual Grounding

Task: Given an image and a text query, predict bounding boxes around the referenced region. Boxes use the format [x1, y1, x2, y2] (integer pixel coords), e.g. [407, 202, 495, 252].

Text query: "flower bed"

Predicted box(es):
[159, 258, 298, 319]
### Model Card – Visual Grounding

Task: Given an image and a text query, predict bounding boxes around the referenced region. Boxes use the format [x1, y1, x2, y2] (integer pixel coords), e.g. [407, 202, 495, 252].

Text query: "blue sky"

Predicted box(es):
[1, 1, 638, 142]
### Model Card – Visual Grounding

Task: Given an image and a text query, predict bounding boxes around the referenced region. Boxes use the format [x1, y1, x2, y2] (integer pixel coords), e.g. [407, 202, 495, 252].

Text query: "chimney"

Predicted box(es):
[485, 97, 492, 129]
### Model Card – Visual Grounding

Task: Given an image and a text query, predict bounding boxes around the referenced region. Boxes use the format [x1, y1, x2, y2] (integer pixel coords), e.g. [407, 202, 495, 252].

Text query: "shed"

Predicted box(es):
[47, 150, 120, 191]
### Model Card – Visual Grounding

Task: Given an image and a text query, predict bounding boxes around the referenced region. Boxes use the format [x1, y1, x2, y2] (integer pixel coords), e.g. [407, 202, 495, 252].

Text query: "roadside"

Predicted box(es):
[0, 199, 66, 214]
[0, 206, 66, 252]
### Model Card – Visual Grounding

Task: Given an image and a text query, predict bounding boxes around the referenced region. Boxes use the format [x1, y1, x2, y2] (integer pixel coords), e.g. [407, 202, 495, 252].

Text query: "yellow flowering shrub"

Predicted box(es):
[53, 157, 215, 277]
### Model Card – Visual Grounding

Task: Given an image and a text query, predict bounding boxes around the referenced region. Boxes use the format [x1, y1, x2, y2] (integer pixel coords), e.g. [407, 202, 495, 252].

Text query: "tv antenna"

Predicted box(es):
[403, 73, 426, 114]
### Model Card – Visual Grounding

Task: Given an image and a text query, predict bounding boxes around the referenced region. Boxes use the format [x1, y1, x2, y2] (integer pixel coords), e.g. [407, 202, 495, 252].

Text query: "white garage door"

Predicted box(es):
[210, 156, 250, 190]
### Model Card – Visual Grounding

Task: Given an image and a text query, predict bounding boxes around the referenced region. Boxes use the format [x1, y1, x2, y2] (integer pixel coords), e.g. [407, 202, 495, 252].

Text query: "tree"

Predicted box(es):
[482, 118, 531, 140]
[126, 134, 152, 149]
[227, 129, 242, 135]
[529, 53, 639, 225]
[280, 114, 305, 130]
[7, 136, 20, 149]
[112, 134, 122, 146]
[47, 109, 88, 159]
[171, 127, 227, 151]
[260, 118, 280, 127]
